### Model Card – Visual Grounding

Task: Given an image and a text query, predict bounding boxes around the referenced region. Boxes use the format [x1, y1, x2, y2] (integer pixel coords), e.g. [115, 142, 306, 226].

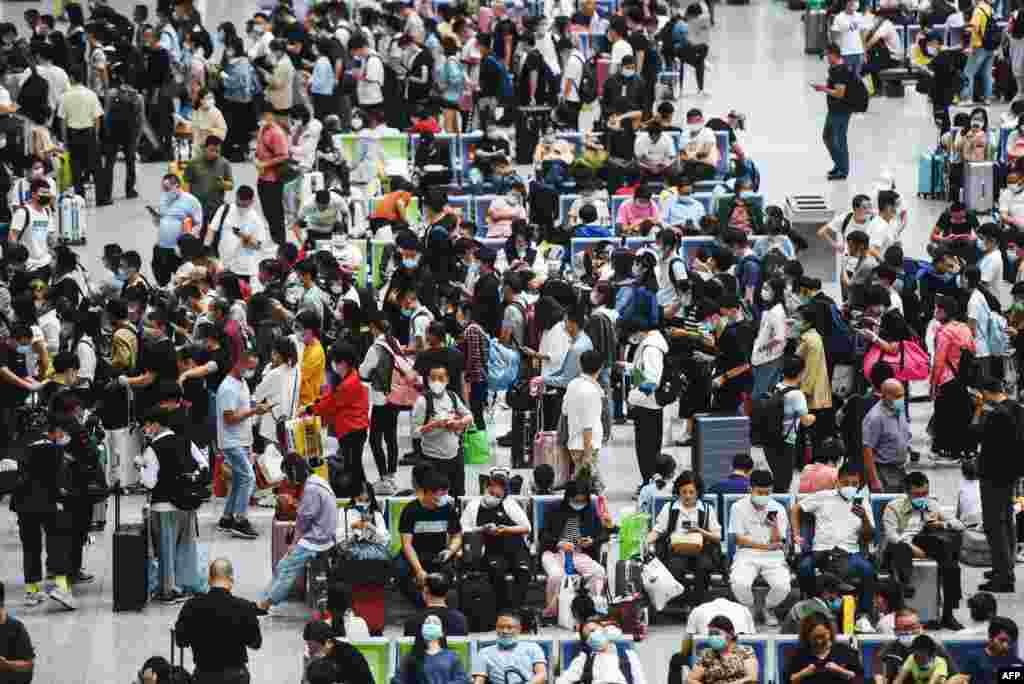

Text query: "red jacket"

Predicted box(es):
[313, 369, 369, 436]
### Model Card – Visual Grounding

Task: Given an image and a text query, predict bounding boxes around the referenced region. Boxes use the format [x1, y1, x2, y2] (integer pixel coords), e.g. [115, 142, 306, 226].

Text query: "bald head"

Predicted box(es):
[881, 379, 904, 401]
[209, 558, 234, 584]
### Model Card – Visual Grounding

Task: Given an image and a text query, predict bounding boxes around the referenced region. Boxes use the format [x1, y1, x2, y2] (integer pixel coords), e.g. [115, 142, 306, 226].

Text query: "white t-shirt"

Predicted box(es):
[865, 214, 899, 256]
[10, 205, 55, 270]
[652, 500, 722, 537]
[610, 39, 634, 74]
[967, 288, 993, 357]
[977, 249, 1005, 306]
[562, 51, 585, 103]
[832, 11, 866, 55]
[729, 496, 789, 562]
[999, 185, 1024, 223]
[357, 52, 385, 106]
[539, 322, 571, 376]
[751, 303, 786, 367]
[876, 19, 902, 52]
[798, 489, 874, 553]
[563, 375, 605, 450]
[957, 479, 983, 528]
[211, 204, 267, 277]
[685, 597, 757, 637]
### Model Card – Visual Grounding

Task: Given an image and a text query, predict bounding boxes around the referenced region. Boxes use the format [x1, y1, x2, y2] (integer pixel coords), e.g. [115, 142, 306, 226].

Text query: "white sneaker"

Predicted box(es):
[855, 616, 875, 633]
[763, 611, 779, 627]
[23, 591, 45, 608]
[373, 478, 397, 495]
[48, 588, 76, 611]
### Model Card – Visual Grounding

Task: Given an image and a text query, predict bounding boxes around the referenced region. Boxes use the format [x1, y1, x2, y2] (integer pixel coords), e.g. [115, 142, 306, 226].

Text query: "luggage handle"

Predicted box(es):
[170, 627, 185, 668]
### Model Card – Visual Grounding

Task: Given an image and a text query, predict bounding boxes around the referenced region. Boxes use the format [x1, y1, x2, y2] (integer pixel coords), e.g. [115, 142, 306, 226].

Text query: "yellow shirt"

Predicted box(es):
[57, 84, 103, 130]
[797, 329, 832, 409]
[300, 338, 326, 407]
[969, 3, 992, 49]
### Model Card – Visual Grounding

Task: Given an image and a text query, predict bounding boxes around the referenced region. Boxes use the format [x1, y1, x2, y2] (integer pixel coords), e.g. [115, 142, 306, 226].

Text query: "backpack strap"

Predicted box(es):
[16, 206, 31, 244]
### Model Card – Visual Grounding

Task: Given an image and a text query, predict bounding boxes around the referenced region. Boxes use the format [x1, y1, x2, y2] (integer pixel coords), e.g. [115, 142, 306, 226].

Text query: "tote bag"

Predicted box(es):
[863, 338, 930, 382]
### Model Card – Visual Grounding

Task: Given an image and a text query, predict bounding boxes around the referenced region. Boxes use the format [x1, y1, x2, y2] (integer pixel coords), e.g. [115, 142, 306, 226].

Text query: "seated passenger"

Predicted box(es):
[395, 469, 463, 606]
[728, 469, 790, 627]
[487, 183, 529, 239]
[634, 120, 677, 178]
[948, 617, 1023, 684]
[337, 481, 390, 561]
[881, 471, 965, 630]
[468, 125, 513, 189]
[556, 619, 644, 684]
[539, 480, 607, 620]
[660, 175, 706, 230]
[616, 184, 661, 235]
[393, 615, 470, 684]
[403, 572, 469, 637]
[575, 204, 613, 238]
[459, 467, 532, 613]
[471, 612, 548, 684]
[303, 618, 375, 684]
[687, 616, 759, 684]
[707, 453, 754, 497]
[783, 612, 864, 684]
[679, 108, 721, 182]
[637, 453, 677, 518]
[414, 131, 454, 189]
[293, 189, 347, 247]
[534, 133, 575, 189]
[778, 572, 844, 634]
[568, 176, 612, 227]
[715, 177, 763, 234]
[645, 470, 723, 607]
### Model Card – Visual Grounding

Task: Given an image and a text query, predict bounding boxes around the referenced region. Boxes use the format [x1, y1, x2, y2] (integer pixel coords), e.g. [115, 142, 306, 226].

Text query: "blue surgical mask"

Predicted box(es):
[355, 502, 370, 512]
[15, 344, 30, 354]
[839, 486, 858, 500]
[497, 635, 518, 649]
[751, 494, 770, 508]
[977, 238, 986, 251]
[569, 501, 587, 511]
[422, 621, 444, 641]
[911, 497, 929, 511]
[402, 257, 420, 269]
[215, 29, 225, 47]
[436, 494, 453, 508]
[587, 629, 609, 651]
[1009, 250, 1020, 269]
[891, 398, 905, 413]
[830, 597, 843, 611]
[708, 635, 728, 651]
[401, 307, 416, 318]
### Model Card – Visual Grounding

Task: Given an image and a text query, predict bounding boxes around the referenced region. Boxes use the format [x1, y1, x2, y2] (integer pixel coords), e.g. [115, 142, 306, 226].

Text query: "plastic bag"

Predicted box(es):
[618, 512, 650, 562]
[641, 556, 685, 611]
[463, 428, 491, 465]
[557, 574, 582, 631]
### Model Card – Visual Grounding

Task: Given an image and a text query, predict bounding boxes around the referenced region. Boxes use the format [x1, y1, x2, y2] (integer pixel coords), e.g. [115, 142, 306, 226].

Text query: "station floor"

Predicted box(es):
[0, 0, 1020, 681]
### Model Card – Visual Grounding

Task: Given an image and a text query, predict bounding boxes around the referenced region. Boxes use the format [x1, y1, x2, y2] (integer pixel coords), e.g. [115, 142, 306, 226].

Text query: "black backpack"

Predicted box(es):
[750, 385, 801, 446]
[844, 73, 870, 113]
[981, 6, 1002, 50]
[169, 439, 205, 512]
[577, 55, 599, 105]
[658, 16, 683, 60]
[17, 63, 51, 121]
[107, 86, 140, 129]
[654, 351, 689, 408]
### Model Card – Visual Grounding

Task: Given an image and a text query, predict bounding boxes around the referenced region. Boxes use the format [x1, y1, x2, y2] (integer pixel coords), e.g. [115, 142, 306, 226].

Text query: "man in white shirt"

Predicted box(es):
[966, 264, 999, 380]
[7, 179, 57, 281]
[205, 185, 266, 283]
[564, 349, 606, 489]
[350, 34, 384, 114]
[1000, 169, 1024, 229]
[729, 470, 791, 626]
[561, 35, 585, 130]
[634, 121, 677, 177]
[792, 464, 877, 631]
[247, 12, 275, 63]
[817, 193, 873, 254]
[831, 0, 866, 77]
[976, 223, 1004, 305]
[608, 17, 634, 76]
[865, 190, 903, 259]
[22, 44, 69, 124]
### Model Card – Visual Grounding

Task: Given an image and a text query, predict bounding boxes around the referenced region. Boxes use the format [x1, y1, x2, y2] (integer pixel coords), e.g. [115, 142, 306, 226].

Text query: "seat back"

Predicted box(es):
[859, 636, 897, 680]
[351, 638, 396, 684]
[386, 496, 417, 556]
[476, 640, 555, 682]
[870, 494, 901, 547]
[715, 131, 730, 177]
[447, 195, 473, 222]
[941, 638, 989, 672]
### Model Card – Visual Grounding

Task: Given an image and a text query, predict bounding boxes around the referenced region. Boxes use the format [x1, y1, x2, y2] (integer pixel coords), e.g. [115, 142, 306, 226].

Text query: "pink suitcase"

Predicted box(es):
[479, 7, 494, 33]
[271, 520, 305, 598]
[596, 58, 611, 98]
[532, 400, 571, 487]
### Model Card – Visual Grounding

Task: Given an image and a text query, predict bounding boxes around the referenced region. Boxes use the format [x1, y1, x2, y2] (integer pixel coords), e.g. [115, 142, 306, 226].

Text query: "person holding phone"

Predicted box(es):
[812, 43, 856, 181]
[784, 612, 864, 684]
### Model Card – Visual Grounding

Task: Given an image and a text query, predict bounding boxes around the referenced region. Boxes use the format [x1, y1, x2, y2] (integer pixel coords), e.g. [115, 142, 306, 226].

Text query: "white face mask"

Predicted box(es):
[761, 285, 773, 301]
[429, 380, 446, 395]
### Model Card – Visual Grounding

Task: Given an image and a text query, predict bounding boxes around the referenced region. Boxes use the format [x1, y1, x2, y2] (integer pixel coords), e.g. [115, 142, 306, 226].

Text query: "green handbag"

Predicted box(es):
[463, 428, 491, 465]
[619, 512, 651, 561]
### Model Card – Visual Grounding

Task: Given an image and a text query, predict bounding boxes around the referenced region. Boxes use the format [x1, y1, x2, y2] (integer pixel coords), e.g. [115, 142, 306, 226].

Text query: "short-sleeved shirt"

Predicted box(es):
[959, 652, 1024, 684]
[903, 655, 949, 684]
[0, 615, 34, 684]
[832, 11, 866, 54]
[862, 400, 910, 466]
[217, 374, 253, 449]
[357, 52, 385, 106]
[652, 500, 722, 537]
[398, 499, 461, 559]
[936, 211, 978, 237]
[404, 607, 469, 638]
[798, 489, 874, 553]
[10, 205, 55, 271]
[369, 191, 411, 221]
[503, 300, 527, 347]
[58, 84, 103, 129]
[473, 642, 547, 682]
[729, 496, 789, 561]
[967, 289, 993, 357]
[778, 384, 809, 446]
[978, 250, 1004, 302]
[826, 63, 854, 113]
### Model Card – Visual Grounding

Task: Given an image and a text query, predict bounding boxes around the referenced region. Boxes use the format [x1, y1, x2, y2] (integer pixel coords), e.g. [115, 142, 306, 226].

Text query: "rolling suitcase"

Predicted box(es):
[533, 400, 570, 488]
[917, 150, 947, 199]
[962, 160, 996, 212]
[58, 191, 87, 245]
[113, 487, 149, 612]
[351, 583, 386, 635]
[512, 408, 536, 469]
[804, 10, 828, 55]
[692, 414, 750, 489]
[613, 558, 644, 598]
[90, 440, 110, 530]
[271, 520, 305, 598]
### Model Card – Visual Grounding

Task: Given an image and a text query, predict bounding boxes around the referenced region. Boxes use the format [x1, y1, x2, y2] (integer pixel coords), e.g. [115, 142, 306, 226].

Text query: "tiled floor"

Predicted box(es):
[0, 0, 1021, 681]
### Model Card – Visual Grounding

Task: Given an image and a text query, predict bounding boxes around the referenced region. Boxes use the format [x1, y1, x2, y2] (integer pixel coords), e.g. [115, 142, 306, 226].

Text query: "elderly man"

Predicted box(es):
[862, 378, 911, 493]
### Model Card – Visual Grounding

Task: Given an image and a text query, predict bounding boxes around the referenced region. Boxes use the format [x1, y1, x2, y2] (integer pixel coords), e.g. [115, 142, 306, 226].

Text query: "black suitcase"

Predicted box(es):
[614, 559, 644, 598]
[511, 409, 536, 469]
[515, 106, 551, 165]
[113, 487, 148, 611]
[458, 572, 497, 632]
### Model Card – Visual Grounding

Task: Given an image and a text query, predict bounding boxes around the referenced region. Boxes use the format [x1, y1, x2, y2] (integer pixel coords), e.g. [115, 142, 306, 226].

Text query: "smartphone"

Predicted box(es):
[682, 520, 693, 530]
[145, 205, 160, 217]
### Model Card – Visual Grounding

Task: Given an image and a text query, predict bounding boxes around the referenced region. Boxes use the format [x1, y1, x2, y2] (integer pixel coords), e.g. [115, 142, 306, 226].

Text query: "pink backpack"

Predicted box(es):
[383, 343, 422, 408]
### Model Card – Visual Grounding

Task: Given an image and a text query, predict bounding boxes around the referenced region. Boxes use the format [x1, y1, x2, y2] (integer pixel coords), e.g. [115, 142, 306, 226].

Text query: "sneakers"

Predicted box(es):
[373, 476, 397, 495]
[48, 588, 76, 611]
[217, 517, 236, 533]
[855, 616, 875, 633]
[763, 611, 779, 627]
[126, 190, 139, 199]
[232, 518, 259, 539]
[71, 572, 95, 585]
[154, 590, 188, 604]
[23, 591, 46, 608]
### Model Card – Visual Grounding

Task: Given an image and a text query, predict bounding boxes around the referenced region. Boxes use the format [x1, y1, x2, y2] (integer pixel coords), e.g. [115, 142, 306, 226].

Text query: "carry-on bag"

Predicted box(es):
[113, 485, 149, 611]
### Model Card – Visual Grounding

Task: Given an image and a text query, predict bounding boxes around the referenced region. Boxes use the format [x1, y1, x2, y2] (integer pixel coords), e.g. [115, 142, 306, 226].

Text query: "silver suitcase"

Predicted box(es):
[805, 10, 828, 55]
[905, 560, 941, 624]
[693, 414, 751, 487]
[962, 161, 995, 212]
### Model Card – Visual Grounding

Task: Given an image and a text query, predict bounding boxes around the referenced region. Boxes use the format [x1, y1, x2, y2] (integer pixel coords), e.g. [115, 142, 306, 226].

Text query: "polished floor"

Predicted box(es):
[0, 0, 1020, 682]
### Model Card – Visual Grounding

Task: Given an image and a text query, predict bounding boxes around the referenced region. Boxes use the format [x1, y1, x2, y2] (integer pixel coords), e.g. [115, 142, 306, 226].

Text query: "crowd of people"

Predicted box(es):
[1, 0, 1024, 681]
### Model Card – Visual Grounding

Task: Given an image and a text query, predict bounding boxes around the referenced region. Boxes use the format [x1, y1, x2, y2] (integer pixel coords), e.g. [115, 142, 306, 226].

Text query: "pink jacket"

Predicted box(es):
[930, 321, 975, 392]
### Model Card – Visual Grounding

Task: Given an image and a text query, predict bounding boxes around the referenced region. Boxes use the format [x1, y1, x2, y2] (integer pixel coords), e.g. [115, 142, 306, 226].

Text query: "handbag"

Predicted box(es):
[506, 378, 534, 412]
[831, 364, 855, 398]
[863, 338, 930, 382]
[641, 556, 685, 611]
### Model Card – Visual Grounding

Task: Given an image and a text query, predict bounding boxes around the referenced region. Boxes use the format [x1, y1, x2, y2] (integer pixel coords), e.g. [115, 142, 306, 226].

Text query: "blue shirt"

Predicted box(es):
[707, 474, 751, 496]
[396, 649, 469, 684]
[574, 224, 614, 239]
[472, 642, 546, 684]
[672, 20, 690, 50]
[310, 56, 337, 95]
[157, 191, 204, 248]
[959, 651, 1024, 684]
[216, 374, 252, 450]
[543, 332, 594, 388]
[661, 195, 706, 228]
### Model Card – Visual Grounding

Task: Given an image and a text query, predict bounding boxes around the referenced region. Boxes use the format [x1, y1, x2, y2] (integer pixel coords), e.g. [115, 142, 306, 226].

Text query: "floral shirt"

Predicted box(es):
[698, 645, 756, 684]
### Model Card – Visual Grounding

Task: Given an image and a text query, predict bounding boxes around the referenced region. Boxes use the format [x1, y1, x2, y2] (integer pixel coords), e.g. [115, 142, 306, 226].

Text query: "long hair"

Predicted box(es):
[403, 626, 449, 684]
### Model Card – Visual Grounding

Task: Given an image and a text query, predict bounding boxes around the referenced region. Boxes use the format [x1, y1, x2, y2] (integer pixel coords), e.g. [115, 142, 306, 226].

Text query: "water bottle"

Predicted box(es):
[564, 550, 576, 575]
[84, 181, 96, 209]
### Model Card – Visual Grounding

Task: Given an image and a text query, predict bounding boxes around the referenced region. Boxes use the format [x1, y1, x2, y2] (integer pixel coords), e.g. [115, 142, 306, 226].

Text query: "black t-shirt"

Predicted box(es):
[960, 651, 1024, 684]
[407, 50, 435, 102]
[479, 56, 503, 99]
[936, 210, 979, 237]
[879, 309, 914, 343]
[325, 641, 376, 684]
[628, 32, 656, 80]
[403, 607, 469, 637]
[0, 341, 28, 405]
[398, 500, 461, 559]
[783, 643, 863, 684]
[415, 348, 466, 397]
[0, 615, 34, 684]
[139, 336, 178, 382]
[493, 18, 518, 62]
[826, 63, 854, 113]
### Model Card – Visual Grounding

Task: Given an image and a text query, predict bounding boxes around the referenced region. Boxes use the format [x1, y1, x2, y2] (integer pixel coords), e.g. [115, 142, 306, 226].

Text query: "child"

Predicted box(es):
[957, 458, 983, 529]
[638, 454, 676, 517]
[338, 481, 390, 560]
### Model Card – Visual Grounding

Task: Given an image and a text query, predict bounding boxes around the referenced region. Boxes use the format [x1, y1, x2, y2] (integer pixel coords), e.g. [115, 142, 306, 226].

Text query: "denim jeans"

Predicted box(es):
[151, 509, 198, 595]
[798, 550, 876, 615]
[961, 47, 994, 100]
[823, 110, 852, 177]
[843, 53, 864, 79]
[222, 446, 255, 518]
[265, 543, 319, 606]
[752, 358, 784, 400]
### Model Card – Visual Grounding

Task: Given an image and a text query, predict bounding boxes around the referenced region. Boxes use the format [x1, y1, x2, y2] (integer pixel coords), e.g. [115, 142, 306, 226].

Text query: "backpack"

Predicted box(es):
[509, 300, 541, 351]
[577, 55, 599, 105]
[658, 16, 683, 60]
[844, 73, 870, 113]
[107, 86, 140, 130]
[620, 285, 660, 334]
[0, 113, 31, 168]
[78, 338, 114, 390]
[988, 309, 1012, 357]
[825, 302, 855, 358]
[667, 256, 688, 292]
[750, 385, 801, 446]
[654, 351, 689, 408]
[487, 336, 520, 391]
[441, 56, 466, 97]
[170, 439, 206, 511]
[17, 63, 51, 121]
[981, 6, 1002, 50]
[485, 55, 514, 100]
